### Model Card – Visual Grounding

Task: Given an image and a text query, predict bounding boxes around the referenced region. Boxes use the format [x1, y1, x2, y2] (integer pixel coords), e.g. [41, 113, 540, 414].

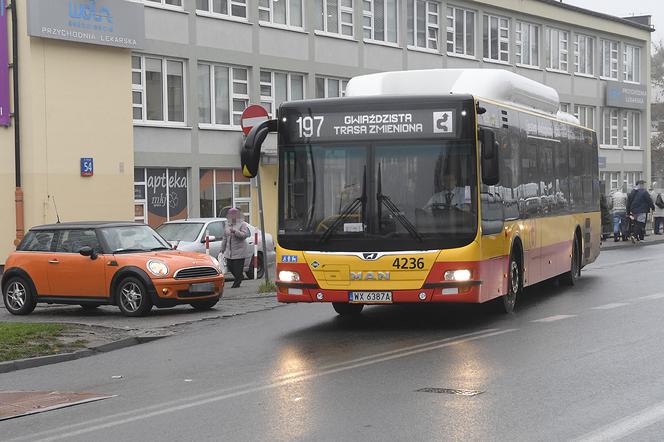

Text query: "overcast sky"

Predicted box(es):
[564, 0, 663, 43]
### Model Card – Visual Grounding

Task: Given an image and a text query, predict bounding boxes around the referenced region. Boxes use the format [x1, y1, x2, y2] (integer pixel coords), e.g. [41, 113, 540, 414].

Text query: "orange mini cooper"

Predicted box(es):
[1, 222, 225, 317]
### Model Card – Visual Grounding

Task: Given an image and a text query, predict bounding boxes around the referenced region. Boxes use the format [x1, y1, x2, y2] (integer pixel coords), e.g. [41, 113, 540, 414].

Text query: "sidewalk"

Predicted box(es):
[601, 234, 664, 251]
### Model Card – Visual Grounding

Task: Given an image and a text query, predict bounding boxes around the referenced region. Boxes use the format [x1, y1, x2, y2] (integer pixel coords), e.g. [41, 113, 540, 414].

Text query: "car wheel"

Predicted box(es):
[332, 302, 364, 317]
[3, 277, 37, 316]
[116, 277, 152, 317]
[246, 253, 264, 280]
[190, 298, 220, 311]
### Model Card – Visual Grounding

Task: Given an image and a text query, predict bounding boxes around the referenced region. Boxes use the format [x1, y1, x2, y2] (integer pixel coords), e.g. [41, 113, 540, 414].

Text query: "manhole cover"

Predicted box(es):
[415, 388, 484, 396]
[0, 391, 115, 421]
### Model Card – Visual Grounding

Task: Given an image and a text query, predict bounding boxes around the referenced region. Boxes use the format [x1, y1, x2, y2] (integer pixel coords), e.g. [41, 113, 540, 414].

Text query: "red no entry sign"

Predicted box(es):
[240, 105, 270, 136]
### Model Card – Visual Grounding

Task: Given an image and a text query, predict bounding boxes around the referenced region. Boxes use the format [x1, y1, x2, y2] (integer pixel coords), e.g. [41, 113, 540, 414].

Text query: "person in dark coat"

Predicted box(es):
[627, 180, 655, 242]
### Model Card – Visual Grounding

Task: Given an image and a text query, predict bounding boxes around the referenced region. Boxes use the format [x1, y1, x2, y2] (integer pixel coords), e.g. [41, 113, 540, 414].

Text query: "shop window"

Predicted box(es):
[200, 169, 253, 223]
[132, 55, 186, 125]
[198, 64, 249, 127]
[315, 0, 354, 37]
[196, 0, 247, 18]
[315, 76, 349, 98]
[407, 0, 439, 51]
[259, 0, 303, 29]
[363, 0, 398, 43]
[483, 14, 509, 63]
[260, 70, 305, 117]
[515, 21, 538, 67]
[134, 168, 189, 228]
[446, 6, 475, 57]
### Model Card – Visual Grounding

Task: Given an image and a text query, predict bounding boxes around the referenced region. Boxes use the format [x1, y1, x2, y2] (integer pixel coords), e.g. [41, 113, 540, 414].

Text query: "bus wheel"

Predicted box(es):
[332, 302, 364, 317]
[497, 254, 520, 314]
[562, 238, 581, 286]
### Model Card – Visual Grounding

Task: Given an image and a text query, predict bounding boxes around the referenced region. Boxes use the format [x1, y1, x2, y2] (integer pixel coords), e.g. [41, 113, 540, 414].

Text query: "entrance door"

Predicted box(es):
[47, 229, 107, 298]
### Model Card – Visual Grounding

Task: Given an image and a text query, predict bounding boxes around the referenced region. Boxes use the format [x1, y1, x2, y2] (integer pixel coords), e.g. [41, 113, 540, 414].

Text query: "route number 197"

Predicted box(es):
[296, 116, 324, 138]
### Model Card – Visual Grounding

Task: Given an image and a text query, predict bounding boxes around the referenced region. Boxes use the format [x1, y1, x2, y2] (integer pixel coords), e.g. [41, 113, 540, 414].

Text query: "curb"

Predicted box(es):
[601, 237, 664, 251]
[0, 335, 167, 375]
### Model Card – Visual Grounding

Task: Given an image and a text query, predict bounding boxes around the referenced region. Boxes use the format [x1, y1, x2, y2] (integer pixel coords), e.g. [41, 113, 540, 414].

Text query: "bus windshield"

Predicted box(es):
[279, 140, 478, 252]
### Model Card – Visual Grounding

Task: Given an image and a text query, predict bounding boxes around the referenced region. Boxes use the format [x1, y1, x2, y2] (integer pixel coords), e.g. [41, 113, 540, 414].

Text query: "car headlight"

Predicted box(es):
[147, 260, 169, 277]
[278, 270, 300, 282]
[444, 269, 472, 282]
[210, 256, 222, 272]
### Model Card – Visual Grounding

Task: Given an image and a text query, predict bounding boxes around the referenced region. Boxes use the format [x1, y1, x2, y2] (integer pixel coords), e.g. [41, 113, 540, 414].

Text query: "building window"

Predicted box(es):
[260, 70, 305, 116]
[482, 14, 509, 63]
[259, 0, 303, 29]
[132, 55, 185, 124]
[546, 27, 568, 72]
[574, 34, 594, 76]
[200, 169, 252, 222]
[315, 0, 354, 36]
[446, 6, 474, 57]
[315, 76, 349, 98]
[623, 44, 641, 83]
[560, 103, 570, 113]
[600, 39, 619, 79]
[602, 108, 619, 146]
[515, 21, 538, 67]
[134, 168, 189, 227]
[196, 0, 247, 18]
[407, 0, 439, 50]
[622, 111, 641, 148]
[601, 172, 620, 192]
[198, 64, 249, 127]
[145, 0, 182, 8]
[574, 105, 595, 130]
[363, 0, 398, 43]
[623, 171, 642, 189]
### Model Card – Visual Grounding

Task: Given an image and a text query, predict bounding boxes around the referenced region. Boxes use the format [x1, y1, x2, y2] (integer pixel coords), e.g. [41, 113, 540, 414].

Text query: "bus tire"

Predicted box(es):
[332, 302, 364, 317]
[496, 252, 521, 314]
[562, 237, 581, 286]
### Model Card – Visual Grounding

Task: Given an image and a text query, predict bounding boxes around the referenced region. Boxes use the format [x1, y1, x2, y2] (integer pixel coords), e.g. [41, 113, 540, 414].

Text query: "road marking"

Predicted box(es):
[576, 400, 664, 441]
[591, 303, 629, 310]
[531, 315, 576, 323]
[18, 328, 517, 442]
[637, 293, 664, 301]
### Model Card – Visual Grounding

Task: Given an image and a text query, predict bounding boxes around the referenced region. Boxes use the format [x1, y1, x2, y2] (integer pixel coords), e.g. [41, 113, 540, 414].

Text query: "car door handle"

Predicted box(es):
[48, 259, 60, 264]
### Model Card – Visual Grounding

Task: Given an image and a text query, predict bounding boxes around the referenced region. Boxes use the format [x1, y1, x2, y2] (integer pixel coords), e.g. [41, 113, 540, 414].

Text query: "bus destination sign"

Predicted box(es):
[282, 108, 460, 143]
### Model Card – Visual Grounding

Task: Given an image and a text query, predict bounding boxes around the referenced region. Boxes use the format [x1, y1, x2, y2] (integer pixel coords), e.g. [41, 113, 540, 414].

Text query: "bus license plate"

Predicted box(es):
[349, 292, 392, 304]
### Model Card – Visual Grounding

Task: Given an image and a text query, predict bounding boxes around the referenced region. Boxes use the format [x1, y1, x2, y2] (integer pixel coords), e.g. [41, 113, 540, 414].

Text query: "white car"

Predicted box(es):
[156, 218, 275, 280]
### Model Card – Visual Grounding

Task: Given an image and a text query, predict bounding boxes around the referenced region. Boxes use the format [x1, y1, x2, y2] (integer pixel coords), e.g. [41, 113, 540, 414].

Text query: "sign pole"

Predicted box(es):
[256, 167, 270, 284]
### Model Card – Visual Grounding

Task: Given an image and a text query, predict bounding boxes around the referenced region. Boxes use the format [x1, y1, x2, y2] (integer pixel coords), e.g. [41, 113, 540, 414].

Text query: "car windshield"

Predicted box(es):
[156, 223, 204, 242]
[99, 225, 172, 253]
[279, 141, 477, 252]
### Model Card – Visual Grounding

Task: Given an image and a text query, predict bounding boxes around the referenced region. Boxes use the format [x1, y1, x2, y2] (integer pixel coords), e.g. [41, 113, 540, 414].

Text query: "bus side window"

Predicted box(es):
[554, 122, 570, 214]
[519, 114, 540, 219]
[500, 119, 521, 221]
[481, 124, 508, 235]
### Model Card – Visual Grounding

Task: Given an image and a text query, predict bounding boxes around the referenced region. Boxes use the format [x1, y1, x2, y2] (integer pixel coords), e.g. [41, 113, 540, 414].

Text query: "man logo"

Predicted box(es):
[433, 111, 454, 134]
[362, 253, 379, 260]
[350, 272, 390, 281]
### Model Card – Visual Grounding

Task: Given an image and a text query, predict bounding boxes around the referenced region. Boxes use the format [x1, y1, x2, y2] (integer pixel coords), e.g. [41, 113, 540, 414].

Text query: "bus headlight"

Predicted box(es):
[444, 269, 472, 282]
[147, 260, 169, 277]
[278, 270, 300, 282]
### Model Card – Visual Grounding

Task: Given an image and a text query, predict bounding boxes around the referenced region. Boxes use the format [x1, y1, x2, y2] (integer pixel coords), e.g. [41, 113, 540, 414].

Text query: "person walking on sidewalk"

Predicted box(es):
[653, 184, 664, 235]
[221, 208, 251, 288]
[627, 180, 655, 242]
[610, 187, 629, 242]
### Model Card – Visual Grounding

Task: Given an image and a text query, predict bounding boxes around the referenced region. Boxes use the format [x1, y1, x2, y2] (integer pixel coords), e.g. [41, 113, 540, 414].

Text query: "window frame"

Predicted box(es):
[195, 0, 248, 20]
[515, 20, 539, 68]
[601, 108, 619, 147]
[134, 168, 190, 225]
[315, 76, 350, 98]
[574, 33, 595, 76]
[574, 105, 595, 130]
[260, 70, 306, 117]
[144, 0, 184, 11]
[623, 44, 641, 84]
[546, 27, 569, 73]
[198, 63, 250, 130]
[200, 169, 253, 223]
[622, 110, 641, 149]
[316, 0, 355, 37]
[600, 39, 619, 80]
[363, 0, 399, 44]
[408, 0, 440, 51]
[446, 5, 475, 58]
[259, 0, 304, 30]
[132, 55, 187, 126]
[482, 13, 510, 63]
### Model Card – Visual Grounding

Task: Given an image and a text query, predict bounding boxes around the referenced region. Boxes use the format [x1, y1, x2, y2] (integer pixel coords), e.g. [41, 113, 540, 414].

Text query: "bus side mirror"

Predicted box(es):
[480, 128, 500, 186]
[241, 119, 278, 178]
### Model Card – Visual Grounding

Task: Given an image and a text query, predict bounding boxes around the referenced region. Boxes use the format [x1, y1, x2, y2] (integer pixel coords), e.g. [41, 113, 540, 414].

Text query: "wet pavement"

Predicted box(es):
[2, 245, 664, 440]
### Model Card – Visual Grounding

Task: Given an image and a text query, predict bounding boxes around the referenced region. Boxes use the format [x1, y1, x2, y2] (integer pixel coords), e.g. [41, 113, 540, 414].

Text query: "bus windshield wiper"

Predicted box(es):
[377, 164, 423, 242]
[319, 167, 367, 243]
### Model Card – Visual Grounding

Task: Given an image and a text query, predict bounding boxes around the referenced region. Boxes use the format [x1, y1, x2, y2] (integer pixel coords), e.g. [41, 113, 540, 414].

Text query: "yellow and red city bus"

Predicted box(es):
[241, 69, 600, 316]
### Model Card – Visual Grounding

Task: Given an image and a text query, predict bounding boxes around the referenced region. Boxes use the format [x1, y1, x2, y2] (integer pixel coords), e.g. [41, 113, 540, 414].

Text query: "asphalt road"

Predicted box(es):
[2, 244, 664, 441]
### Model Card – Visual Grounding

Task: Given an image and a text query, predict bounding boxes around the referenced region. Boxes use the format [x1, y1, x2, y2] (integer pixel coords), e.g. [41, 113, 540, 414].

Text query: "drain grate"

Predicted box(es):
[415, 388, 484, 396]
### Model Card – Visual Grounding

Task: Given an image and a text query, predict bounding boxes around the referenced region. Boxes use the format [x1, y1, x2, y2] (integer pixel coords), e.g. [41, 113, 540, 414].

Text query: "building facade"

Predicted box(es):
[0, 0, 654, 265]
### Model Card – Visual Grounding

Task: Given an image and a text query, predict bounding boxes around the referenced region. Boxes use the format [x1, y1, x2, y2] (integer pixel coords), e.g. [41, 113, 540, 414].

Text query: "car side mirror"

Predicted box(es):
[479, 128, 500, 186]
[79, 246, 98, 260]
[201, 235, 218, 243]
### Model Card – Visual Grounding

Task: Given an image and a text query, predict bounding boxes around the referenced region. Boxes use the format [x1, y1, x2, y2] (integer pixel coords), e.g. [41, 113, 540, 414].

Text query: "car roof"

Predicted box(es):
[30, 221, 143, 231]
[160, 218, 227, 224]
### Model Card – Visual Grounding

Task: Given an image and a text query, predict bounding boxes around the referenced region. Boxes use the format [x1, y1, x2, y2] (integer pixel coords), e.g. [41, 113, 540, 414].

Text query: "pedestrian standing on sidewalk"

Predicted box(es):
[610, 187, 629, 242]
[653, 184, 664, 235]
[221, 208, 251, 288]
[627, 180, 655, 242]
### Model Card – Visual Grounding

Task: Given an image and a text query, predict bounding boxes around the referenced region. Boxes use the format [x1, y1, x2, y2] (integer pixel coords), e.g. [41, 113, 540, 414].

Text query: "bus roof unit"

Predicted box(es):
[346, 69, 564, 119]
